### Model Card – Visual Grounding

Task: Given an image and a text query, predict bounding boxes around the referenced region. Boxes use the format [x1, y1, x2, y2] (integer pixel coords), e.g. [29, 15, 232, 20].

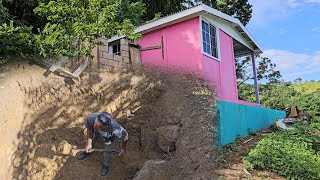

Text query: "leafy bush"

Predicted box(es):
[0, 21, 37, 62]
[239, 82, 320, 128]
[244, 125, 320, 179]
[261, 84, 299, 110]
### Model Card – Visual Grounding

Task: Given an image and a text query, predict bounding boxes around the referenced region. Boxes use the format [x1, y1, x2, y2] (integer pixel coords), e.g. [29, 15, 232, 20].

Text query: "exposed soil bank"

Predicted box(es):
[0, 60, 217, 179]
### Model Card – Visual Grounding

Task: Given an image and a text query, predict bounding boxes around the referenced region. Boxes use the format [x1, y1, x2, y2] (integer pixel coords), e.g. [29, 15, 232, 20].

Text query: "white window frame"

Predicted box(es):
[200, 16, 221, 61]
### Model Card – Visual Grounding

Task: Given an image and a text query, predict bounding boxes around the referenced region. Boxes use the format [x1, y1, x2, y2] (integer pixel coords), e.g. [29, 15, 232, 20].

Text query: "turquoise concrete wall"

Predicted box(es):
[216, 100, 286, 145]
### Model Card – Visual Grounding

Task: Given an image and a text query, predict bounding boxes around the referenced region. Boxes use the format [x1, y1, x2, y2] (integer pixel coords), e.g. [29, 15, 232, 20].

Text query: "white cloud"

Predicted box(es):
[305, 0, 320, 3]
[288, 0, 301, 7]
[262, 49, 320, 80]
[248, 0, 301, 27]
[279, 28, 288, 35]
[312, 27, 320, 32]
[248, 0, 320, 27]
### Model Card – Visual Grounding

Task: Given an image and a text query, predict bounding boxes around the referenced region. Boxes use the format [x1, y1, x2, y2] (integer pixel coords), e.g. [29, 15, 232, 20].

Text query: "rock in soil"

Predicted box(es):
[57, 140, 73, 155]
[133, 160, 169, 180]
[156, 125, 180, 152]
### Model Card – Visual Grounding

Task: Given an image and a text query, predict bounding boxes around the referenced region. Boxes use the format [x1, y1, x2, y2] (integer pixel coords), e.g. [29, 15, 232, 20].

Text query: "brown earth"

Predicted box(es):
[0, 60, 217, 180]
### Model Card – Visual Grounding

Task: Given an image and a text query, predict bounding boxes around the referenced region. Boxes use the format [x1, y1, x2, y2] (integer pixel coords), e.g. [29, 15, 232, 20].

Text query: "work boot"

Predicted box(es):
[78, 151, 91, 160]
[101, 165, 109, 176]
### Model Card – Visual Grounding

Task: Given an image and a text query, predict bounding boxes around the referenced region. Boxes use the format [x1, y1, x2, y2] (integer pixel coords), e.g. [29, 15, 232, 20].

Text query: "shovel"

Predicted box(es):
[58, 145, 121, 157]
[71, 148, 121, 157]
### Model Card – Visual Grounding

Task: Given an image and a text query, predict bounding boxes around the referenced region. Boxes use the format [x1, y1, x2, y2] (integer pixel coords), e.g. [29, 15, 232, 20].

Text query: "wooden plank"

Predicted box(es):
[57, 68, 75, 77]
[49, 62, 62, 72]
[130, 46, 141, 66]
[161, 35, 164, 59]
[72, 57, 90, 78]
[130, 47, 135, 65]
[91, 44, 99, 66]
[140, 45, 161, 51]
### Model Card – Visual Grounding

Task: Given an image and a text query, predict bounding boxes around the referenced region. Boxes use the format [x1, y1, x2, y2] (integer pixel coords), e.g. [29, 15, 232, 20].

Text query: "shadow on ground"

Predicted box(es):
[9, 66, 217, 179]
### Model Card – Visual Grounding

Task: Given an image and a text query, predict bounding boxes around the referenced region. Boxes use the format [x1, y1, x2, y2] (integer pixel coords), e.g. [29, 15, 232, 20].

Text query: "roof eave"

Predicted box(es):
[201, 5, 263, 53]
[108, 4, 263, 53]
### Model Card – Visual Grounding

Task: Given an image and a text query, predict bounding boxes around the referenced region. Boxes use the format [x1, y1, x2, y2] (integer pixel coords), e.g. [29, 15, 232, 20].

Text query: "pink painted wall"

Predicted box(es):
[139, 17, 202, 72]
[138, 29, 167, 68]
[202, 30, 238, 101]
[138, 17, 257, 105]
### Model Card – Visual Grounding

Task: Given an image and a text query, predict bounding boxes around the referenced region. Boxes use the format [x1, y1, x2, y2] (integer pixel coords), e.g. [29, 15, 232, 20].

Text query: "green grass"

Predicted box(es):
[293, 82, 320, 94]
[244, 124, 320, 180]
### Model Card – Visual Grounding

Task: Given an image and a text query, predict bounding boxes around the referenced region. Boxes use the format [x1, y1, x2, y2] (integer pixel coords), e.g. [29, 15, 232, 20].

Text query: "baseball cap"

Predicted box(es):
[97, 112, 112, 126]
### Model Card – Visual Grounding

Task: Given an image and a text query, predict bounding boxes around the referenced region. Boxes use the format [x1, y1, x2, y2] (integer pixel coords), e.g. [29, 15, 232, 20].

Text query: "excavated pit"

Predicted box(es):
[0, 60, 217, 179]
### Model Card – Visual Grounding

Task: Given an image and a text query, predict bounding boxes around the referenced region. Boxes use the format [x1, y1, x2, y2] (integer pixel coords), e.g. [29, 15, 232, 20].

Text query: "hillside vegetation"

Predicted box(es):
[293, 82, 320, 94]
[239, 81, 320, 129]
[238, 81, 320, 179]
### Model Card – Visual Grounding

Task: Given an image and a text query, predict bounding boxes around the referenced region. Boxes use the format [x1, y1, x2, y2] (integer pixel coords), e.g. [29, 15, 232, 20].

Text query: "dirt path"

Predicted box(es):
[0, 60, 217, 179]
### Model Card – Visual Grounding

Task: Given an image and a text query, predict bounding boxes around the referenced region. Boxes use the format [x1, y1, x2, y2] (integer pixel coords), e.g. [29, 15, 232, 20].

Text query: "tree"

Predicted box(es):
[0, 3, 37, 62]
[34, 0, 144, 58]
[294, 78, 302, 83]
[131, 0, 252, 26]
[116, 0, 146, 26]
[0, 3, 10, 24]
[0, 21, 37, 63]
[192, 0, 252, 25]
[261, 84, 298, 110]
[236, 55, 282, 87]
[1, 0, 49, 32]
[131, 0, 188, 23]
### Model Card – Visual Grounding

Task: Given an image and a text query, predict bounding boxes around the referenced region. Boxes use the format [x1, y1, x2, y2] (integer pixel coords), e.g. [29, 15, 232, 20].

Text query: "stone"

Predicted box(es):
[99, 58, 108, 65]
[99, 38, 108, 46]
[120, 38, 129, 45]
[121, 51, 130, 58]
[99, 50, 104, 58]
[156, 125, 180, 152]
[57, 140, 73, 155]
[114, 55, 122, 62]
[122, 57, 130, 64]
[103, 52, 113, 60]
[107, 60, 119, 67]
[121, 45, 129, 52]
[133, 160, 168, 180]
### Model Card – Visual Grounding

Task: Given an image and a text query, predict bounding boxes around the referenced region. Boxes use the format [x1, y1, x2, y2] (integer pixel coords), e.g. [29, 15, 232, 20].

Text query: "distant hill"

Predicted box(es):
[292, 82, 320, 94]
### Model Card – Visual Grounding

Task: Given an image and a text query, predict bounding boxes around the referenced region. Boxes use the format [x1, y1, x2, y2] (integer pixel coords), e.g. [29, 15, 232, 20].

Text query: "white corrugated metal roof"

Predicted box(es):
[109, 4, 263, 53]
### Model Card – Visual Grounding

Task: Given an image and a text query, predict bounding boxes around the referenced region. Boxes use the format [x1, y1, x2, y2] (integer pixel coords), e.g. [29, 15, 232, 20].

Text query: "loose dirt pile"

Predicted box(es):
[0, 60, 217, 179]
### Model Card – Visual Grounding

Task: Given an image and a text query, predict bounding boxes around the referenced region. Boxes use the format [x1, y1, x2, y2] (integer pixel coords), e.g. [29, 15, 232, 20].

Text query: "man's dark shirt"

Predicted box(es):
[85, 113, 127, 141]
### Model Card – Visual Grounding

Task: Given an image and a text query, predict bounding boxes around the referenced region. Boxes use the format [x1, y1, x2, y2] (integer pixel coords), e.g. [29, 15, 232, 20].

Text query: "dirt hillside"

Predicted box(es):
[0, 60, 217, 179]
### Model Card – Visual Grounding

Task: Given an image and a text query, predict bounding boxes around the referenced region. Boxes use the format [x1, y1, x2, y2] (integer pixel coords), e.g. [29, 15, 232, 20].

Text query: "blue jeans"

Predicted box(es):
[92, 130, 117, 167]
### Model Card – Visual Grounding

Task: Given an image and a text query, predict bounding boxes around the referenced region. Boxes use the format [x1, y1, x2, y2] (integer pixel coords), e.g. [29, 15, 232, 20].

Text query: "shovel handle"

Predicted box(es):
[72, 148, 120, 156]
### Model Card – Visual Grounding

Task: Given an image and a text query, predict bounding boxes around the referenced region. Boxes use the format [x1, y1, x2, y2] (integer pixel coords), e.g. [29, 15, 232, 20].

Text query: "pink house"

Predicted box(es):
[108, 5, 286, 145]
[109, 4, 263, 106]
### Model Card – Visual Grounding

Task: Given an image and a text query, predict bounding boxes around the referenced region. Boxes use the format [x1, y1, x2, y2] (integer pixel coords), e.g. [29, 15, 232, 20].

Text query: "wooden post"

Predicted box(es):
[251, 52, 260, 104]
[91, 38, 100, 66]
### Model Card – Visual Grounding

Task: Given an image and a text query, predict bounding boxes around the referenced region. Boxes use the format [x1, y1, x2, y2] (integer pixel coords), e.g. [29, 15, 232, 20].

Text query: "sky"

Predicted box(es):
[247, 0, 320, 82]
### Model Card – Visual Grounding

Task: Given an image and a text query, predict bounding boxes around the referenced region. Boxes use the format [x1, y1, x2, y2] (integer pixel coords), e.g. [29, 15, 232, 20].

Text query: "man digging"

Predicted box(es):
[78, 112, 129, 176]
